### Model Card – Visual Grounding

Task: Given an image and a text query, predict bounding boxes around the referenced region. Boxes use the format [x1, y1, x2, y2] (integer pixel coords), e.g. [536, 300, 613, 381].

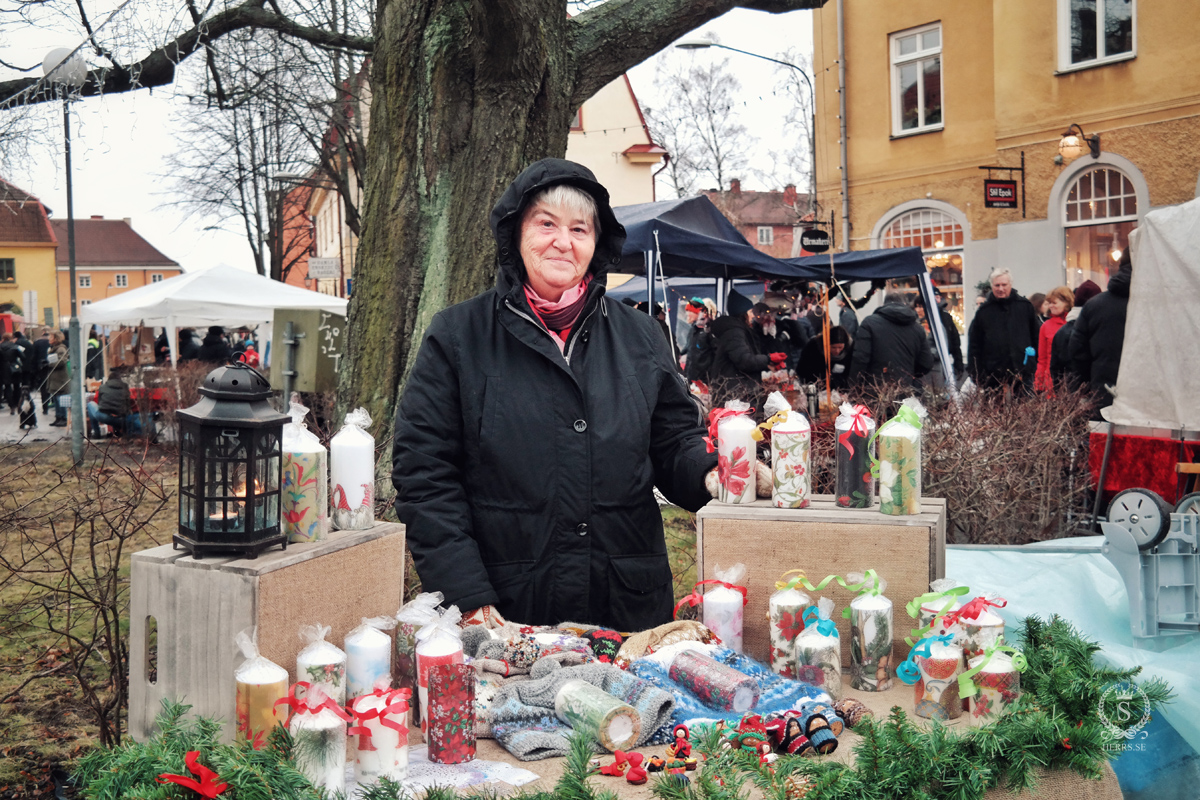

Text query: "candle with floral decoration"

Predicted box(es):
[794, 597, 842, 700]
[834, 403, 875, 508]
[964, 646, 1025, 727]
[912, 578, 969, 633]
[350, 686, 411, 785]
[710, 402, 756, 504]
[345, 616, 395, 701]
[393, 592, 443, 723]
[875, 399, 925, 516]
[702, 563, 747, 652]
[845, 571, 892, 692]
[426, 663, 477, 764]
[281, 402, 328, 543]
[770, 403, 812, 509]
[330, 408, 375, 530]
[668, 648, 759, 712]
[415, 606, 465, 734]
[944, 594, 1008, 661]
[233, 628, 289, 747]
[296, 623, 347, 706]
[768, 570, 811, 677]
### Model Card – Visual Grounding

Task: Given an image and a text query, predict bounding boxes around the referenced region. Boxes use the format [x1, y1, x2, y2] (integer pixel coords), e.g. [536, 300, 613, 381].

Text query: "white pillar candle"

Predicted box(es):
[703, 585, 745, 652]
[771, 411, 812, 509]
[330, 408, 376, 530]
[296, 624, 347, 707]
[716, 413, 757, 504]
[289, 707, 347, 794]
[848, 593, 893, 692]
[345, 619, 393, 701]
[967, 651, 1022, 727]
[768, 585, 811, 677]
[233, 629, 289, 746]
[351, 690, 410, 785]
[919, 597, 964, 633]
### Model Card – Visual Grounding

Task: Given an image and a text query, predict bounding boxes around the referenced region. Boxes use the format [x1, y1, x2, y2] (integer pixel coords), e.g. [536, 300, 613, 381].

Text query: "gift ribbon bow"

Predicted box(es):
[274, 681, 353, 722]
[673, 579, 749, 619]
[958, 642, 1027, 698]
[157, 751, 229, 799]
[416, 606, 463, 645]
[836, 405, 873, 457]
[774, 569, 809, 592]
[751, 410, 790, 443]
[348, 686, 412, 750]
[941, 595, 1007, 629]
[704, 407, 753, 454]
[867, 404, 924, 477]
[802, 605, 838, 637]
[895, 634, 956, 685]
[839, 570, 885, 620]
[904, 585, 972, 644]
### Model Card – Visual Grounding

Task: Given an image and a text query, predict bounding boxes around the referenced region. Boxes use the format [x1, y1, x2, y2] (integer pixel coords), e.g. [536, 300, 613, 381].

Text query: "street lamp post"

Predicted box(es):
[676, 39, 817, 215]
[43, 48, 87, 466]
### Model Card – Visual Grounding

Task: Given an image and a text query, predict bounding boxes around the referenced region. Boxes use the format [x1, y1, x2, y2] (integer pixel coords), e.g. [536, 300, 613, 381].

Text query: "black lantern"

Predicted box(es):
[176, 362, 289, 557]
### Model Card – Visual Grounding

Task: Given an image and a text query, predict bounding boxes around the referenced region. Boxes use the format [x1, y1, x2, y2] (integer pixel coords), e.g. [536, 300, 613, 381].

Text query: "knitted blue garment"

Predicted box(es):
[629, 647, 830, 727]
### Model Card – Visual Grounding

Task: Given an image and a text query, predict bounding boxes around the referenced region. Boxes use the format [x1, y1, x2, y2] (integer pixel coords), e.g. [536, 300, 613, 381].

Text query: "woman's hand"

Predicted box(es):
[705, 461, 773, 499]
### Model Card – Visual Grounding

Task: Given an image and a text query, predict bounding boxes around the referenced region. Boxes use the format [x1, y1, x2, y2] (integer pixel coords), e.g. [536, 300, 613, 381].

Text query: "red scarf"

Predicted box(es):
[523, 278, 590, 352]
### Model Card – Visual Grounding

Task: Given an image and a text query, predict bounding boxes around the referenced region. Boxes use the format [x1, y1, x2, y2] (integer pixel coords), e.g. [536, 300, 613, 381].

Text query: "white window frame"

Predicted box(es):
[757, 226, 774, 245]
[80, 299, 91, 306]
[889, 22, 944, 138]
[1057, 0, 1136, 73]
[1062, 166, 1138, 228]
[78, 275, 91, 288]
[151, 273, 163, 283]
[114, 273, 128, 288]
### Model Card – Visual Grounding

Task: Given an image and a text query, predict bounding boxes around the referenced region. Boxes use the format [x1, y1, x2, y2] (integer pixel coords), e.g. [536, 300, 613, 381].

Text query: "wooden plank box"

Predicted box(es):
[129, 523, 405, 742]
[696, 496, 945, 669]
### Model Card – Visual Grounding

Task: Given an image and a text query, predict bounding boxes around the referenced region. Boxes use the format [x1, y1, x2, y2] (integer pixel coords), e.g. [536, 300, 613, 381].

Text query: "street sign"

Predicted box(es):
[307, 257, 340, 279]
[984, 179, 1018, 209]
[799, 227, 831, 253]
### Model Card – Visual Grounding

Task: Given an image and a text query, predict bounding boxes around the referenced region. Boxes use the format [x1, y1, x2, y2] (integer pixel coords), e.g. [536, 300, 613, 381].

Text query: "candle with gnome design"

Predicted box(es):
[330, 408, 375, 530]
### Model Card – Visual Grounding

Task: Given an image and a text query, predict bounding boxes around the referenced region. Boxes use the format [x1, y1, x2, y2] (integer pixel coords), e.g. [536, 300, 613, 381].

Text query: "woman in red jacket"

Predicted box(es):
[1034, 285, 1074, 393]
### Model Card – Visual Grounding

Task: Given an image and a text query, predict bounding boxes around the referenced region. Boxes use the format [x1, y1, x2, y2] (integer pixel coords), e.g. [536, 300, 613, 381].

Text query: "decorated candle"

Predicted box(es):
[350, 686, 411, 785]
[233, 628, 289, 747]
[554, 679, 641, 752]
[345, 616, 395, 700]
[794, 598, 842, 700]
[834, 403, 875, 508]
[911, 578, 970, 634]
[284, 686, 349, 794]
[846, 571, 893, 692]
[716, 408, 757, 504]
[964, 647, 1025, 727]
[296, 623, 347, 706]
[896, 635, 963, 721]
[768, 570, 811, 678]
[415, 606, 465, 735]
[944, 594, 1008, 661]
[668, 649, 759, 712]
[330, 408, 375, 530]
[876, 399, 925, 516]
[771, 409, 812, 509]
[281, 403, 328, 543]
[702, 563, 747, 652]
[426, 663, 476, 764]
[394, 592, 444, 720]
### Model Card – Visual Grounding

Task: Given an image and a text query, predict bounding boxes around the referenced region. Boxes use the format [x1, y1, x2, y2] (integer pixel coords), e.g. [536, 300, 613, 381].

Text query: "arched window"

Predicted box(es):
[881, 208, 965, 326]
[1063, 167, 1137, 290]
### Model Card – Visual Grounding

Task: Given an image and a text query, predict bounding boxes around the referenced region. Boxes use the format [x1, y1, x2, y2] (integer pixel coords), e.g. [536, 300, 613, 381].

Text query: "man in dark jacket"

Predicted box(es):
[197, 326, 231, 364]
[967, 269, 1041, 389]
[0, 332, 17, 410]
[32, 328, 52, 412]
[849, 293, 934, 389]
[709, 291, 773, 409]
[87, 368, 131, 438]
[178, 329, 201, 362]
[392, 158, 716, 632]
[1069, 256, 1131, 414]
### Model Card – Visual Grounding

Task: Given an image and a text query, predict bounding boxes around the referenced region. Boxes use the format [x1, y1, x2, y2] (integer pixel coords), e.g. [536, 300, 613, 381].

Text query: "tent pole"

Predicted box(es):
[918, 273, 960, 405]
[645, 249, 654, 313]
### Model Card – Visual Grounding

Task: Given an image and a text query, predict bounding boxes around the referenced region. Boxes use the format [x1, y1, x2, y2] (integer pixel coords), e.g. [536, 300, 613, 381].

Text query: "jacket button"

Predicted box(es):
[573, 419, 587, 433]
[576, 523, 588, 536]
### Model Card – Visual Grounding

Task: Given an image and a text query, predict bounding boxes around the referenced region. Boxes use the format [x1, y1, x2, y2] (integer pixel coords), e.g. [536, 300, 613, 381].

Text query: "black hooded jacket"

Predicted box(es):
[1069, 268, 1131, 407]
[849, 303, 934, 387]
[391, 159, 716, 631]
[967, 291, 1041, 387]
[708, 315, 770, 408]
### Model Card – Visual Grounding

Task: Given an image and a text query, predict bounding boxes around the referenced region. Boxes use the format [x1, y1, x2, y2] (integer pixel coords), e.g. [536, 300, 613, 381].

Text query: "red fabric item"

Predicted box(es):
[1088, 432, 1200, 505]
[1034, 315, 1065, 394]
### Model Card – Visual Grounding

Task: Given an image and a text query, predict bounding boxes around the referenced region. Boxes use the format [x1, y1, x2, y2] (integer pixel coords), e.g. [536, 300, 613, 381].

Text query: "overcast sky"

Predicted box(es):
[2, 7, 814, 276]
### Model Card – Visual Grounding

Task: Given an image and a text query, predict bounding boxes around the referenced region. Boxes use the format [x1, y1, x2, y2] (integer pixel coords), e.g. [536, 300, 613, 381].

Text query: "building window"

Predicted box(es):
[1063, 166, 1137, 290]
[115, 274, 128, 288]
[882, 207, 965, 325]
[0, 258, 14, 283]
[570, 107, 583, 131]
[78, 275, 92, 288]
[80, 299, 91, 306]
[151, 273, 163, 283]
[890, 23, 943, 136]
[757, 226, 774, 245]
[1059, 0, 1134, 71]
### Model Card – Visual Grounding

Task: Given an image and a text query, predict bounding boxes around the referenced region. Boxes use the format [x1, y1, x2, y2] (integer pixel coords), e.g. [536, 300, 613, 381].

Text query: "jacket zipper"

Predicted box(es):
[564, 305, 599, 365]
[504, 299, 598, 367]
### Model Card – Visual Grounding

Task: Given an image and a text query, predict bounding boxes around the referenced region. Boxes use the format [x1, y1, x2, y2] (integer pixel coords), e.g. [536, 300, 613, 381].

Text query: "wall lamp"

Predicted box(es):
[1058, 123, 1101, 163]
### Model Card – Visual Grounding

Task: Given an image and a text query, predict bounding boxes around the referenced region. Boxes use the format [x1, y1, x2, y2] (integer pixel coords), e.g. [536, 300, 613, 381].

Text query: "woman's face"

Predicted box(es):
[1049, 296, 1069, 317]
[518, 202, 596, 301]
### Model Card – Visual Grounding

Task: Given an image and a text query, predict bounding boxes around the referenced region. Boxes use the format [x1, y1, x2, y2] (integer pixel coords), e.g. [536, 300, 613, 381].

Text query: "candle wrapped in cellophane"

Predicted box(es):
[415, 606, 465, 734]
[330, 407, 375, 530]
[794, 597, 842, 700]
[906, 578, 970, 639]
[768, 569, 812, 677]
[761, 391, 811, 509]
[233, 627, 289, 748]
[426, 663, 476, 764]
[281, 402, 328, 543]
[844, 571, 893, 692]
[962, 643, 1027, 727]
[296, 623, 347, 706]
[278, 682, 351, 794]
[394, 591, 443, 721]
[874, 398, 926, 516]
[944, 593, 1008, 660]
[349, 685, 411, 785]
[554, 679, 640, 752]
[834, 403, 875, 508]
[702, 563, 748, 652]
[896, 633, 963, 721]
[345, 616, 396, 701]
[668, 649, 760, 713]
[705, 401, 757, 504]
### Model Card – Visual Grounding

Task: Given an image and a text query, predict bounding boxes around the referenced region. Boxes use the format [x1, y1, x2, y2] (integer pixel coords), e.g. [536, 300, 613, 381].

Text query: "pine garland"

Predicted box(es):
[74, 616, 1172, 800]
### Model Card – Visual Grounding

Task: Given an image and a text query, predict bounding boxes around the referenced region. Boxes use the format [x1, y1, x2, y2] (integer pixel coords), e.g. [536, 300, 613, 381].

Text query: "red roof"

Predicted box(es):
[0, 178, 57, 245]
[48, 217, 179, 267]
[703, 186, 808, 227]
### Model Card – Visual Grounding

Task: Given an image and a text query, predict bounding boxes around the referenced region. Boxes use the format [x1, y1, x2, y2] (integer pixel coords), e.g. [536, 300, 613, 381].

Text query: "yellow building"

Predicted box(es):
[49, 216, 182, 326]
[813, 0, 1200, 325]
[0, 179, 61, 328]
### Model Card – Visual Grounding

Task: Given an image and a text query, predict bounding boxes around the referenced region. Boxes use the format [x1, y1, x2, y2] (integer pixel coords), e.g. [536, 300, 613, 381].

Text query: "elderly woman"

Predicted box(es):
[391, 159, 717, 632]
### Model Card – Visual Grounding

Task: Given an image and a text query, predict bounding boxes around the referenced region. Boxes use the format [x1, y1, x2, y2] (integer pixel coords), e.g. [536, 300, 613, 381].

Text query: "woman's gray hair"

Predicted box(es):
[523, 184, 601, 238]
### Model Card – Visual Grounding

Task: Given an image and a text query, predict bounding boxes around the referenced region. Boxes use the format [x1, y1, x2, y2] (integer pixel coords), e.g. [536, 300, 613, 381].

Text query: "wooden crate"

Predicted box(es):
[696, 496, 945, 668]
[129, 523, 405, 742]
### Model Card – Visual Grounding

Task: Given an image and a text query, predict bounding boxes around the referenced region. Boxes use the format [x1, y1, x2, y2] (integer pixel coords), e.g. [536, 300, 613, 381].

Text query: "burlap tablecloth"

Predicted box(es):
[451, 674, 1123, 799]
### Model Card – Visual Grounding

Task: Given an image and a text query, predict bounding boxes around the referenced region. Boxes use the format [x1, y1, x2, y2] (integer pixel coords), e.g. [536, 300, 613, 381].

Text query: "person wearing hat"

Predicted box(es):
[197, 326, 232, 365]
[708, 290, 779, 409]
[682, 297, 716, 382]
[392, 158, 721, 633]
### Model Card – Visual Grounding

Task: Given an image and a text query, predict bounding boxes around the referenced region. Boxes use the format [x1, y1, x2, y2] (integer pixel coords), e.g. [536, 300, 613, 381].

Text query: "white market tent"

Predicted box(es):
[1105, 196, 1200, 430]
[80, 264, 348, 366]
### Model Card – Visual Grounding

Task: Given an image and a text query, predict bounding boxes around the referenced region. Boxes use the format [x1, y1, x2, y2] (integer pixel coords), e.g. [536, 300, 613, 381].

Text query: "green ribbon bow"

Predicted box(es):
[958, 642, 1028, 699]
[904, 585, 971, 645]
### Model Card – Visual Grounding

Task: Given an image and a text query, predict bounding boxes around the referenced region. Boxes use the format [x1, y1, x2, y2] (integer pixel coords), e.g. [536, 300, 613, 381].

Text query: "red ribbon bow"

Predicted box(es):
[347, 686, 412, 751]
[837, 405, 872, 457]
[704, 407, 753, 453]
[941, 596, 1007, 628]
[157, 751, 229, 799]
[674, 579, 749, 619]
[274, 681, 354, 723]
